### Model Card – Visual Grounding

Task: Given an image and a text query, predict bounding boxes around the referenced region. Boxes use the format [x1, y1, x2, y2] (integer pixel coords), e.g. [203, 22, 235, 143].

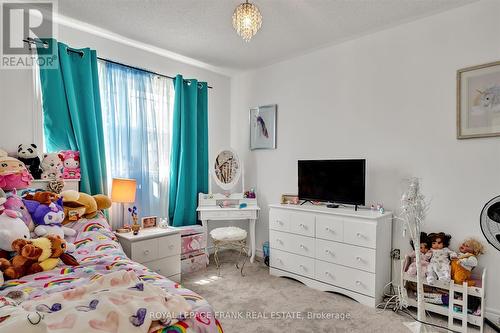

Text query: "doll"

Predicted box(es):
[406, 232, 431, 276]
[450, 238, 485, 286]
[426, 232, 455, 284]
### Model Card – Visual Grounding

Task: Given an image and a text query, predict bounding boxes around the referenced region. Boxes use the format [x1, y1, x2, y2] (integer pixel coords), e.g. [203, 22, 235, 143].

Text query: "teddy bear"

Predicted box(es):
[450, 238, 485, 286]
[17, 144, 42, 179]
[426, 232, 456, 284]
[23, 197, 76, 252]
[40, 153, 64, 180]
[60, 190, 112, 223]
[0, 209, 31, 260]
[0, 151, 33, 191]
[60, 150, 81, 179]
[0, 235, 78, 280]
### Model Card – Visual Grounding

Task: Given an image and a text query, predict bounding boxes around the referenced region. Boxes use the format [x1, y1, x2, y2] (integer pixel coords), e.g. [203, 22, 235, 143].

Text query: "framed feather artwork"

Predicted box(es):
[249, 104, 277, 150]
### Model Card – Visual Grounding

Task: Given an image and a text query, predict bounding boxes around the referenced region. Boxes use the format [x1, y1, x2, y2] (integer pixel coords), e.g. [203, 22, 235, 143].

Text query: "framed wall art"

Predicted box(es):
[250, 104, 277, 150]
[457, 61, 500, 139]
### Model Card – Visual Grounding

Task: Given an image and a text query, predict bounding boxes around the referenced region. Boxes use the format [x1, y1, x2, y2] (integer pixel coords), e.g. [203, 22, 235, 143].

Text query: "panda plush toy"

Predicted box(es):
[17, 144, 42, 179]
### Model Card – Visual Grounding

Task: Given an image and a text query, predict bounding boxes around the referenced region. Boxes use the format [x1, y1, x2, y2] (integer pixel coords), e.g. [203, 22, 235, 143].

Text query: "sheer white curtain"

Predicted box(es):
[98, 60, 174, 221]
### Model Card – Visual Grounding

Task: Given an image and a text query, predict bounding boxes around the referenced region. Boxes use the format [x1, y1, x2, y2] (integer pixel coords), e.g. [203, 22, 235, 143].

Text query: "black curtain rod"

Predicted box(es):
[23, 37, 213, 89]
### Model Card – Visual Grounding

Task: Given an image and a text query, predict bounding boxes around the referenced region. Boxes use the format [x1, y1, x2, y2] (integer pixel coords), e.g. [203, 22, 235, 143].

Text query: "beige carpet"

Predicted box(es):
[181, 251, 493, 333]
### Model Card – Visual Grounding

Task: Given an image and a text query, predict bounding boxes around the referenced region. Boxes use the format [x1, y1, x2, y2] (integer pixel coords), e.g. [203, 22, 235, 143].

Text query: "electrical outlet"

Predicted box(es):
[391, 248, 401, 260]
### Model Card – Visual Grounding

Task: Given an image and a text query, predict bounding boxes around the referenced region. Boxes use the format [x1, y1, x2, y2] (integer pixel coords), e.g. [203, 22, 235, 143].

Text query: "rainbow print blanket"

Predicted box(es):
[0, 217, 222, 333]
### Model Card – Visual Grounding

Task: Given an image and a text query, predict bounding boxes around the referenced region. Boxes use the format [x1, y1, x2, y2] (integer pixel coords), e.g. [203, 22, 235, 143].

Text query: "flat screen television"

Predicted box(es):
[298, 159, 365, 206]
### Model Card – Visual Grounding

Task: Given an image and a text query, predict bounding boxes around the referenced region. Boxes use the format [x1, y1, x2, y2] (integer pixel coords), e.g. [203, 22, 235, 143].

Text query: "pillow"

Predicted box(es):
[64, 211, 112, 243]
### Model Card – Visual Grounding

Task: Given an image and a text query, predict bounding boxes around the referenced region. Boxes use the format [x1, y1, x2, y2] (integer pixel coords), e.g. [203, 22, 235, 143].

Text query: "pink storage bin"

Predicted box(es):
[181, 252, 208, 274]
[181, 233, 206, 254]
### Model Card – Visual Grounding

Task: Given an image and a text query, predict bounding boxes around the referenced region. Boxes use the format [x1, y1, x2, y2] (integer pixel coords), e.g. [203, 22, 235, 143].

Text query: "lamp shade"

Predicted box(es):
[111, 178, 136, 203]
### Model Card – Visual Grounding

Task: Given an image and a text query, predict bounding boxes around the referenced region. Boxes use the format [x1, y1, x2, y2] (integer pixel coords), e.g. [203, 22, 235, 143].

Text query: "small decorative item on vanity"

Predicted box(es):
[250, 104, 277, 150]
[0, 149, 33, 191]
[457, 60, 500, 139]
[141, 216, 157, 229]
[60, 150, 80, 179]
[16, 144, 42, 179]
[40, 153, 64, 180]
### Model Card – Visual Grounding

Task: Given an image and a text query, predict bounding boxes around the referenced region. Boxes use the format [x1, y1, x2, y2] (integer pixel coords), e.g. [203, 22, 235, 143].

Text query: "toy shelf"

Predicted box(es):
[401, 258, 486, 333]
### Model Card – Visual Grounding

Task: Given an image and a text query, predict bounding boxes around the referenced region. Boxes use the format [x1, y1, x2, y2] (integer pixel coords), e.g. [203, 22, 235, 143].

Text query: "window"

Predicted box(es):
[98, 60, 174, 218]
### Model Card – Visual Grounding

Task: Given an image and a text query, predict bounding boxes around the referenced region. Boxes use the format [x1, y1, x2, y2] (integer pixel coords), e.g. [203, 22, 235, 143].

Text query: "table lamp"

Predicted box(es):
[111, 178, 137, 230]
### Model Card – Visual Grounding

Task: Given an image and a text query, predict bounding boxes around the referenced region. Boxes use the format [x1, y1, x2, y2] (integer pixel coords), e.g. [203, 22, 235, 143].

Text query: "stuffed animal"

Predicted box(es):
[40, 153, 63, 180]
[61, 190, 112, 223]
[0, 152, 33, 191]
[406, 232, 432, 276]
[23, 197, 76, 252]
[17, 144, 42, 179]
[60, 150, 81, 179]
[0, 209, 31, 260]
[451, 238, 485, 286]
[0, 235, 78, 280]
[4, 189, 35, 231]
[426, 232, 455, 284]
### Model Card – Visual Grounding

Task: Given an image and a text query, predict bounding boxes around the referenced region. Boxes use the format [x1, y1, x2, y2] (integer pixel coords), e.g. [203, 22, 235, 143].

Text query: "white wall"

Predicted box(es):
[230, 0, 500, 317]
[0, 23, 231, 166]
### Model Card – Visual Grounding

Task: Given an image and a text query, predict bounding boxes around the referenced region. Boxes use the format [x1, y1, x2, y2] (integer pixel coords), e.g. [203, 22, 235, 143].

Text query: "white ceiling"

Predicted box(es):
[58, 0, 475, 71]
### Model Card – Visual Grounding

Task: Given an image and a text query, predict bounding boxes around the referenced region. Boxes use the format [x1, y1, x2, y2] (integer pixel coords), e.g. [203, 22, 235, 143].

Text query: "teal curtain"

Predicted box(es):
[37, 39, 107, 195]
[169, 75, 208, 227]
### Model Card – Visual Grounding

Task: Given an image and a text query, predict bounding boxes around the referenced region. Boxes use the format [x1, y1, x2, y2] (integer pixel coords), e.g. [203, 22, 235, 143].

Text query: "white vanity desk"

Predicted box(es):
[197, 204, 260, 263]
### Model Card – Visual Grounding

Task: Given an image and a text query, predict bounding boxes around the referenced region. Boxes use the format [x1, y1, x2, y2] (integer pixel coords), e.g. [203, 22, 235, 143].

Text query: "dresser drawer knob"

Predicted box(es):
[144, 250, 150, 255]
[276, 238, 283, 244]
[356, 232, 363, 238]
[156, 268, 161, 273]
[299, 244, 306, 249]
[276, 258, 283, 264]
[325, 249, 334, 256]
[168, 244, 174, 249]
[299, 264, 306, 270]
[325, 271, 334, 278]
[356, 256, 362, 262]
[299, 223, 306, 228]
[276, 220, 284, 225]
[325, 227, 334, 233]
[355, 280, 362, 286]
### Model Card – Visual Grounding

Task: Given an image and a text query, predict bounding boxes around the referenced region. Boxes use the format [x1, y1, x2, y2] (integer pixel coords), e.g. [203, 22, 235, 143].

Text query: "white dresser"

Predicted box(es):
[269, 204, 392, 307]
[116, 228, 181, 282]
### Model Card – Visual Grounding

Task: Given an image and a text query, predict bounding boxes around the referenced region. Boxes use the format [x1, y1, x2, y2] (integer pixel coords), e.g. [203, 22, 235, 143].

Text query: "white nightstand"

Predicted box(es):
[115, 228, 181, 282]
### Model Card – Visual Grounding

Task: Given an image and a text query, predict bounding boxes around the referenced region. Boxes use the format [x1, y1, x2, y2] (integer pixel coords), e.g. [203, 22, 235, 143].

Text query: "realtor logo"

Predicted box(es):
[1, 0, 58, 69]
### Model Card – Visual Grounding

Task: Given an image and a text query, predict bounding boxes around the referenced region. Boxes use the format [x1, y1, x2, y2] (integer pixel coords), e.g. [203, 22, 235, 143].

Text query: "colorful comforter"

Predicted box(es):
[0, 215, 223, 333]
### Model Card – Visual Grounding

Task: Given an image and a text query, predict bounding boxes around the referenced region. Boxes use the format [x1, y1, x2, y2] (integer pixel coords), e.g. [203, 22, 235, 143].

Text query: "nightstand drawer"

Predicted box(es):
[146, 256, 181, 278]
[131, 238, 159, 262]
[158, 234, 181, 257]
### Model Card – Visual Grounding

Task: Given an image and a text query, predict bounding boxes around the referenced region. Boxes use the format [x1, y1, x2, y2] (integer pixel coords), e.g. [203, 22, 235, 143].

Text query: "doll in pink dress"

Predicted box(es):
[407, 232, 431, 276]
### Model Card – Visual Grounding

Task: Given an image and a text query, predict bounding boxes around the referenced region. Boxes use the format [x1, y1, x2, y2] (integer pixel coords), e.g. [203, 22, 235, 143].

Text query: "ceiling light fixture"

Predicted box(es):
[232, 0, 262, 42]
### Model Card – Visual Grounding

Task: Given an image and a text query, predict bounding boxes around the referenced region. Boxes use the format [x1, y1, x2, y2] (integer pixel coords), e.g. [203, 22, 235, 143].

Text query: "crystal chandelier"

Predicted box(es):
[232, 0, 262, 42]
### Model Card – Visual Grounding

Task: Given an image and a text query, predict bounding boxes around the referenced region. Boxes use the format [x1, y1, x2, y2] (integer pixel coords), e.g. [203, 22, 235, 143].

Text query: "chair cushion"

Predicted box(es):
[210, 227, 247, 242]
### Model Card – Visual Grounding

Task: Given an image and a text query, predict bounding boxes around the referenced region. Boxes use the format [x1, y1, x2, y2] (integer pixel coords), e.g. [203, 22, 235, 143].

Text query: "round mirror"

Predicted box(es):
[212, 149, 241, 191]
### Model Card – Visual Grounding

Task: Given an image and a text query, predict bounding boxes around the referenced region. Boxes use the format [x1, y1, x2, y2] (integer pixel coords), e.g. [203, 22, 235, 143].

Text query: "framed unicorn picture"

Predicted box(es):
[457, 61, 500, 139]
[249, 104, 277, 150]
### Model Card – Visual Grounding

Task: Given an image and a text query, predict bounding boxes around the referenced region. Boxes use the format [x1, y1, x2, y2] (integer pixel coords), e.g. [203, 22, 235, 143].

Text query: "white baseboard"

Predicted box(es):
[486, 307, 500, 327]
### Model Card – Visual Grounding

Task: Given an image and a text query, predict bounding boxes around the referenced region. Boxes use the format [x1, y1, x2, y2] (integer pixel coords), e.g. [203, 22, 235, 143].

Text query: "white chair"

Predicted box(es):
[210, 226, 248, 276]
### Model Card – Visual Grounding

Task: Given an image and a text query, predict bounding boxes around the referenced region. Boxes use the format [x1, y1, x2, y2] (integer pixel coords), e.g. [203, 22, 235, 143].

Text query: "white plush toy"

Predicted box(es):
[41, 153, 64, 180]
[0, 209, 31, 254]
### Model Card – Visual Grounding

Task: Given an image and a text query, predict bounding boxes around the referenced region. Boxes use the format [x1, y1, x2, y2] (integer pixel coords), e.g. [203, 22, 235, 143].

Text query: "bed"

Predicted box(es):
[0, 213, 223, 333]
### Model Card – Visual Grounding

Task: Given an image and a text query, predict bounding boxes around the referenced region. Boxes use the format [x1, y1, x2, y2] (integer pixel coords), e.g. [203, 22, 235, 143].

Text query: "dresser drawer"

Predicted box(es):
[316, 239, 376, 273]
[270, 230, 315, 258]
[290, 212, 315, 237]
[158, 234, 181, 257]
[145, 256, 181, 278]
[270, 249, 314, 279]
[131, 238, 159, 262]
[343, 218, 377, 248]
[316, 215, 343, 242]
[315, 259, 375, 297]
[269, 209, 290, 232]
